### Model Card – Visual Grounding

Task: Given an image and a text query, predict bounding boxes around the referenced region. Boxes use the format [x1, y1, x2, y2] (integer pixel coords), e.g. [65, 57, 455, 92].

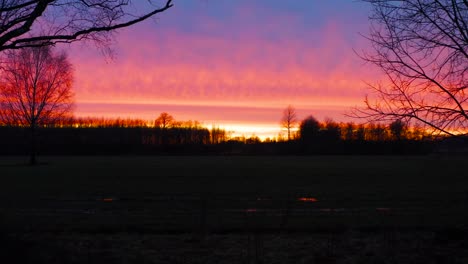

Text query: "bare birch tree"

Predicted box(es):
[281, 105, 298, 141]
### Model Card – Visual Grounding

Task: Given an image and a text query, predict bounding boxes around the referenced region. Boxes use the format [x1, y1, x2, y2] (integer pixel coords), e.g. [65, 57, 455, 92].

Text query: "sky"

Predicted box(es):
[69, 0, 379, 139]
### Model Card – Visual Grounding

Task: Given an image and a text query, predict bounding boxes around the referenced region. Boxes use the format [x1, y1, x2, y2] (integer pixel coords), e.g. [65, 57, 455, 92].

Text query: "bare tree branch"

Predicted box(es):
[353, 0, 468, 136]
[0, 0, 173, 51]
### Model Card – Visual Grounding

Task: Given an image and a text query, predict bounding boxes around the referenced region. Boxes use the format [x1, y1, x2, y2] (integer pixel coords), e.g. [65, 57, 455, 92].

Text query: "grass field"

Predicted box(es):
[2, 155, 467, 197]
[1, 155, 468, 263]
[1, 155, 467, 230]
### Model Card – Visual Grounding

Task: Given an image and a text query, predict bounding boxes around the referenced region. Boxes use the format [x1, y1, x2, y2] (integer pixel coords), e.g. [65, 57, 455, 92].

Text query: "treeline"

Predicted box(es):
[214, 117, 435, 155]
[0, 114, 227, 155]
[289, 117, 433, 154]
[0, 114, 439, 155]
[298, 117, 427, 142]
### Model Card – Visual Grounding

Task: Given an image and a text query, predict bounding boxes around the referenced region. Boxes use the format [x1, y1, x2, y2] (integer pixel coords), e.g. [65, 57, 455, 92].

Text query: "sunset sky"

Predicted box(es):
[69, 0, 380, 139]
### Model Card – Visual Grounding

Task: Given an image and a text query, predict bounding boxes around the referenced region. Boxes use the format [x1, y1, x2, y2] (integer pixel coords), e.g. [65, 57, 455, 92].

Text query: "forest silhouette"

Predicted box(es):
[0, 113, 437, 156]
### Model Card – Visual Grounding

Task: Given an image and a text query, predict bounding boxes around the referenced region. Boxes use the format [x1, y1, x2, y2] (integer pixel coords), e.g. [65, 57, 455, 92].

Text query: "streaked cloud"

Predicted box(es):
[68, 0, 378, 137]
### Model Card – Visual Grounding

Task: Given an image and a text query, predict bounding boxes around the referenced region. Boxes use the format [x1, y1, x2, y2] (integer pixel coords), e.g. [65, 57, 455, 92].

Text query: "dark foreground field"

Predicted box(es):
[1, 155, 468, 263]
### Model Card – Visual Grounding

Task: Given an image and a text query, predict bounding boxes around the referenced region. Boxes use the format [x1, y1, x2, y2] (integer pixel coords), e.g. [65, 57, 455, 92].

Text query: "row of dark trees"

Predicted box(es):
[298, 117, 424, 142]
[293, 116, 434, 154]
[281, 105, 429, 142]
[0, 114, 227, 155]
[0, 112, 438, 156]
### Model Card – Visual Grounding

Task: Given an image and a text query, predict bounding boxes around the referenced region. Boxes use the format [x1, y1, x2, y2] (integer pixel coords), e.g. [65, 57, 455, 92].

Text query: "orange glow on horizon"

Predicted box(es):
[73, 101, 355, 139]
[67, 7, 382, 136]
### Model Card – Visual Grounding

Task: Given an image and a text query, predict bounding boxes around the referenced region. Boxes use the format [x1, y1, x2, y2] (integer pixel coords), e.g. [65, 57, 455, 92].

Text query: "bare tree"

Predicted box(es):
[0, 46, 74, 165]
[155, 112, 174, 129]
[355, 0, 468, 136]
[0, 0, 173, 51]
[281, 105, 298, 140]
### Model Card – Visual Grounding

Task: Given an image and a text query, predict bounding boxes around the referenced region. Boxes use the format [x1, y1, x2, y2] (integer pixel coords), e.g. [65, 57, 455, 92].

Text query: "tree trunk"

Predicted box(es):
[29, 124, 37, 166]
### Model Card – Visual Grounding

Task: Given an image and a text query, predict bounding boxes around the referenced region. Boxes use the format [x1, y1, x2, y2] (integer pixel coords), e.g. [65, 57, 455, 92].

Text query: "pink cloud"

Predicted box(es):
[67, 3, 379, 137]
[71, 24, 377, 101]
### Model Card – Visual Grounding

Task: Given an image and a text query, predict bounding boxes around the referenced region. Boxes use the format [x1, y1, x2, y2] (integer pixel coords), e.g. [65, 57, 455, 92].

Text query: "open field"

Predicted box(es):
[1, 155, 468, 263]
[1, 155, 468, 230]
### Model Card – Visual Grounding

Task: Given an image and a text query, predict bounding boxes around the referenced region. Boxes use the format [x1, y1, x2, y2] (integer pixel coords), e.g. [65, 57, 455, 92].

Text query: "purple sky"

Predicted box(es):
[69, 0, 379, 138]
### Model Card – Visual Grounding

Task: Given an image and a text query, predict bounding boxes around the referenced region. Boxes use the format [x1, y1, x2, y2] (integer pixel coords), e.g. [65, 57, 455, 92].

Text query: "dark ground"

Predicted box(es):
[1, 155, 467, 263]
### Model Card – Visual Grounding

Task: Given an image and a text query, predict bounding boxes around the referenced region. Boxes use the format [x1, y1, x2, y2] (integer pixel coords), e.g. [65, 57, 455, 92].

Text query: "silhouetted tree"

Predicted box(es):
[154, 112, 174, 145]
[210, 125, 227, 144]
[0, 46, 74, 165]
[367, 123, 388, 141]
[356, 124, 366, 141]
[322, 118, 341, 142]
[389, 119, 407, 141]
[299, 115, 320, 142]
[343, 122, 356, 141]
[281, 105, 298, 141]
[155, 112, 174, 130]
[246, 135, 261, 144]
[355, 0, 468, 136]
[0, 1, 173, 51]
[409, 123, 425, 140]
